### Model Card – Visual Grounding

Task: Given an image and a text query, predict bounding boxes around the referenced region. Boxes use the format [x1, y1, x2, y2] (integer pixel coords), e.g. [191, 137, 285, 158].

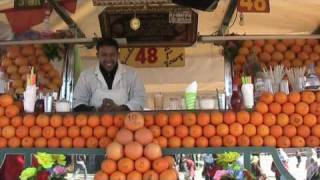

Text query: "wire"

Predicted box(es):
[228, 11, 238, 29]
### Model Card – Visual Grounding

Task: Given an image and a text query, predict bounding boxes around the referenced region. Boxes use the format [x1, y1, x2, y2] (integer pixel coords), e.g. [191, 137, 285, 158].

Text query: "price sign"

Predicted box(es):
[14, 0, 44, 9]
[120, 47, 185, 68]
[237, 0, 270, 13]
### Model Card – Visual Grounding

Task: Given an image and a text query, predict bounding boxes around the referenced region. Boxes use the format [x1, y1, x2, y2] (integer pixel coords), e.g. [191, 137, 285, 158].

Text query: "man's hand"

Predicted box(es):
[98, 98, 117, 112]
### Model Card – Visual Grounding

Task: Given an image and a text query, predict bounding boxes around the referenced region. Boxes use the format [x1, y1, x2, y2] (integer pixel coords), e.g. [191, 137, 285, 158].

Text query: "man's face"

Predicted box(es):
[97, 45, 119, 72]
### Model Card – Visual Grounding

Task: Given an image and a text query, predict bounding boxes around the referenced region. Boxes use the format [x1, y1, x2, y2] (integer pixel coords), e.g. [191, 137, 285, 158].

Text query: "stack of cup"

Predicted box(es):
[185, 81, 198, 110]
[23, 85, 37, 112]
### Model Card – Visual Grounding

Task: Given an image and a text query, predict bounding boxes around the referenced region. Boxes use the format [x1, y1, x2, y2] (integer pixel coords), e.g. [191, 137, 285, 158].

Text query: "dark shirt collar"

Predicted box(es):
[99, 63, 118, 89]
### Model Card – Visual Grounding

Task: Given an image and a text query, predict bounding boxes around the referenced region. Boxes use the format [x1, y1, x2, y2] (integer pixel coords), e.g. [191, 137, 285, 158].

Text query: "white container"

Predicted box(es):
[241, 84, 254, 109]
[23, 85, 37, 113]
[55, 100, 71, 112]
[199, 98, 215, 109]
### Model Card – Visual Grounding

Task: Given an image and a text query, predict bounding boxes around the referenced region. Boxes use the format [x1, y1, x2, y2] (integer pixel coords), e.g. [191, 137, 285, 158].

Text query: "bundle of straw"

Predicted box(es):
[285, 67, 306, 91]
[262, 65, 285, 93]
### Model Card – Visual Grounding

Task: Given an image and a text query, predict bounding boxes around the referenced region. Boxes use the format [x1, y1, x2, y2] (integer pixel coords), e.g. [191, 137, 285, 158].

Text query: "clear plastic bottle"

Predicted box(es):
[305, 63, 320, 90]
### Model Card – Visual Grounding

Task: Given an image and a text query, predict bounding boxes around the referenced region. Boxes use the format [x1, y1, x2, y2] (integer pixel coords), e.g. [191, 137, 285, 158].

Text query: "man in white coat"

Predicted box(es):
[73, 38, 145, 112]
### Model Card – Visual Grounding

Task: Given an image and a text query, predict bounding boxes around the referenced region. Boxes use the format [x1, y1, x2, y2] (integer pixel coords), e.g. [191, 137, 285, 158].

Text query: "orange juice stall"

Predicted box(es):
[0, 0, 320, 180]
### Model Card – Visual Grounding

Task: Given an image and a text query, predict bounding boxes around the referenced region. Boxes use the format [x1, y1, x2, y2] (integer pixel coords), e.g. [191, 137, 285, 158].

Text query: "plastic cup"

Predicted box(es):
[241, 84, 254, 109]
[185, 92, 197, 110]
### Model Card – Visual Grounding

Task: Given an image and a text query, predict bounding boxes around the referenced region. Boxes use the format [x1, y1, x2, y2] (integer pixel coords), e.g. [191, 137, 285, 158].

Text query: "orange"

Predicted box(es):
[304, 114, 317, 127]
[209, 136, 222, 147]
[11, 115, 22, 127]
[68, 126, 80, 138]
[88, 115, 100, 128]
[75, 114, 88, 127]
[99, 137, 112, 148]
[8, 137, 21, 148]
[73, 137, 85, 148]
[144, 113, 154, 127]
[243, 124, 256, 137]
[316, 91, 320, 102]
[42, 126, 55, 139]
[127, 171, 142, 180]
[309, 102, 320, 116]
[155, 113, 169, 127]
[175, 125, 188, 138]
[301, 91, 316, 104]
[48, 137, 60, 148]
[95, 171, 108, 180]
[236, 111, 250, 125]
[16, 126, 29, 138]
[182, 136, 195, 147]
[277, 136, 291, 148]
[189, 125, 202, 138]
[289, 113, 303, 127]
[21, 136, 34, 148]
[161, 125, 175, 138]
[282, 103, 295, 115]
[143, 170, 158, 180]
[5, 104, 20, 118]
[274, 92, 287, 104]
[223, 111, 236, 124]
[291, 136, 305, 147]
[0, 107, 4, 116]
[223, 135, 237, 147]
[100, 114, 114, 127]
[203, 124, 215, 138]
[210, 111, 223, 125]
[264, 135, 276, 147]
[35, 114, 49, 127]
[155, 136, 168, 148]
[196, 137, 208, 147]
[276, 113, 289, 127]
[259, 92, 274, 104]
[263, 113, 276, 126]
[101, 159, 117, 174]
[107, 126, 119, 139]
[297, 125, 310, 138]
[197, 112, 210, 126]
[257, 124, 269, 137]
[250, 135, 263, 146]
[270, 125, 283, 138]
[63, 114, 75, 127]
[80, 126, 93, 138]
[306, 136, 320, 147]
[182, 113, 196, 127]
[110, 171, 125, 180]
[55, 127, 67, 138]
[135, 157, 151, 173]
[283, 125, 297, 137]
[150, 125, 161, 138]
[60, 137, 73, 148]
[250, 112, 263, 126]
[0, 94, 14, 107]
[255, 102, 268, 114]
[168, 112, 182, 127]
[216, 123, 229, 136]
[35, 137, 47, 148]
[93, 126, 107, 138]
[229, 123, 243, 136]
[295, 102, 309, 115]
[113, 114, 125, 127]
[50, 114, 63, 128]
[0, 116, 9, 127]
[237, 135, 250, 147]
[86, 137, 98, 148]
[311, 124, 320, 137]
[29, 126, 42, 138]
[269, 103, 281, 114]
[167, 136, 181, 148]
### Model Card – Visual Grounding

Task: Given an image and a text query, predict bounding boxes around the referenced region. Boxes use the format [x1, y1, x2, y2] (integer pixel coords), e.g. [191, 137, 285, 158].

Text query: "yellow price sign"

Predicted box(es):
[120, 47, 185, 68]
[237, 0, 270, 13]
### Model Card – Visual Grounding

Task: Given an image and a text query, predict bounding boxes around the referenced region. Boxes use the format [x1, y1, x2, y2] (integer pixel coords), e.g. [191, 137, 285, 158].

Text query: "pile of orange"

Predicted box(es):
[234, 39, 320, 74]
[94, 112, 178, 180]
[0, 45, 62, 94]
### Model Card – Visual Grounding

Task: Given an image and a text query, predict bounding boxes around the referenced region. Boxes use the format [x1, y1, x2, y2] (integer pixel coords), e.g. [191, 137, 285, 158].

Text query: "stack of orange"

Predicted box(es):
[0, 94, 125, 149]
[234, 39, 320, 74]
[0, 45, 62, 94]
[94, 112, 178, 180]
[254, 91, 320, 148]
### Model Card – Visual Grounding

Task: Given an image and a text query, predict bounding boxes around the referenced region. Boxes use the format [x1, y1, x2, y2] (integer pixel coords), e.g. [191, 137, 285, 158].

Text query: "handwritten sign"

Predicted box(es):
[237, 0, 270, 13]
[14, 0, 44, 9]
[120, 47, 185, 68]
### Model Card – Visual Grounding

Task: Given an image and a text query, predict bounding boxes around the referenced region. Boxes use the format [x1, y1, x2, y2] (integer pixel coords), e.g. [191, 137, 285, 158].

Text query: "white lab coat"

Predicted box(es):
[73, 63, 145, 111]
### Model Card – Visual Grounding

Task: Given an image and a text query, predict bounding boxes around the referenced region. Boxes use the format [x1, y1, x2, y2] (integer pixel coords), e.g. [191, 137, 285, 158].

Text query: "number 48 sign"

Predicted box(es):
[120, 47, 185, 68]
[237, 0, 270, 13]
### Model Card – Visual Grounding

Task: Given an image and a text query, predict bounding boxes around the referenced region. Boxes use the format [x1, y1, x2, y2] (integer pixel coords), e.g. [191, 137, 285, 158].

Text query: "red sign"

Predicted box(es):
[237, 0, 270, 13]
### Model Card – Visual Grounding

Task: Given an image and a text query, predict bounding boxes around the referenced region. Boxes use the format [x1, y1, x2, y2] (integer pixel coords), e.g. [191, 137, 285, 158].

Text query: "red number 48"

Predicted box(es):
[135, 48, 158, 64]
